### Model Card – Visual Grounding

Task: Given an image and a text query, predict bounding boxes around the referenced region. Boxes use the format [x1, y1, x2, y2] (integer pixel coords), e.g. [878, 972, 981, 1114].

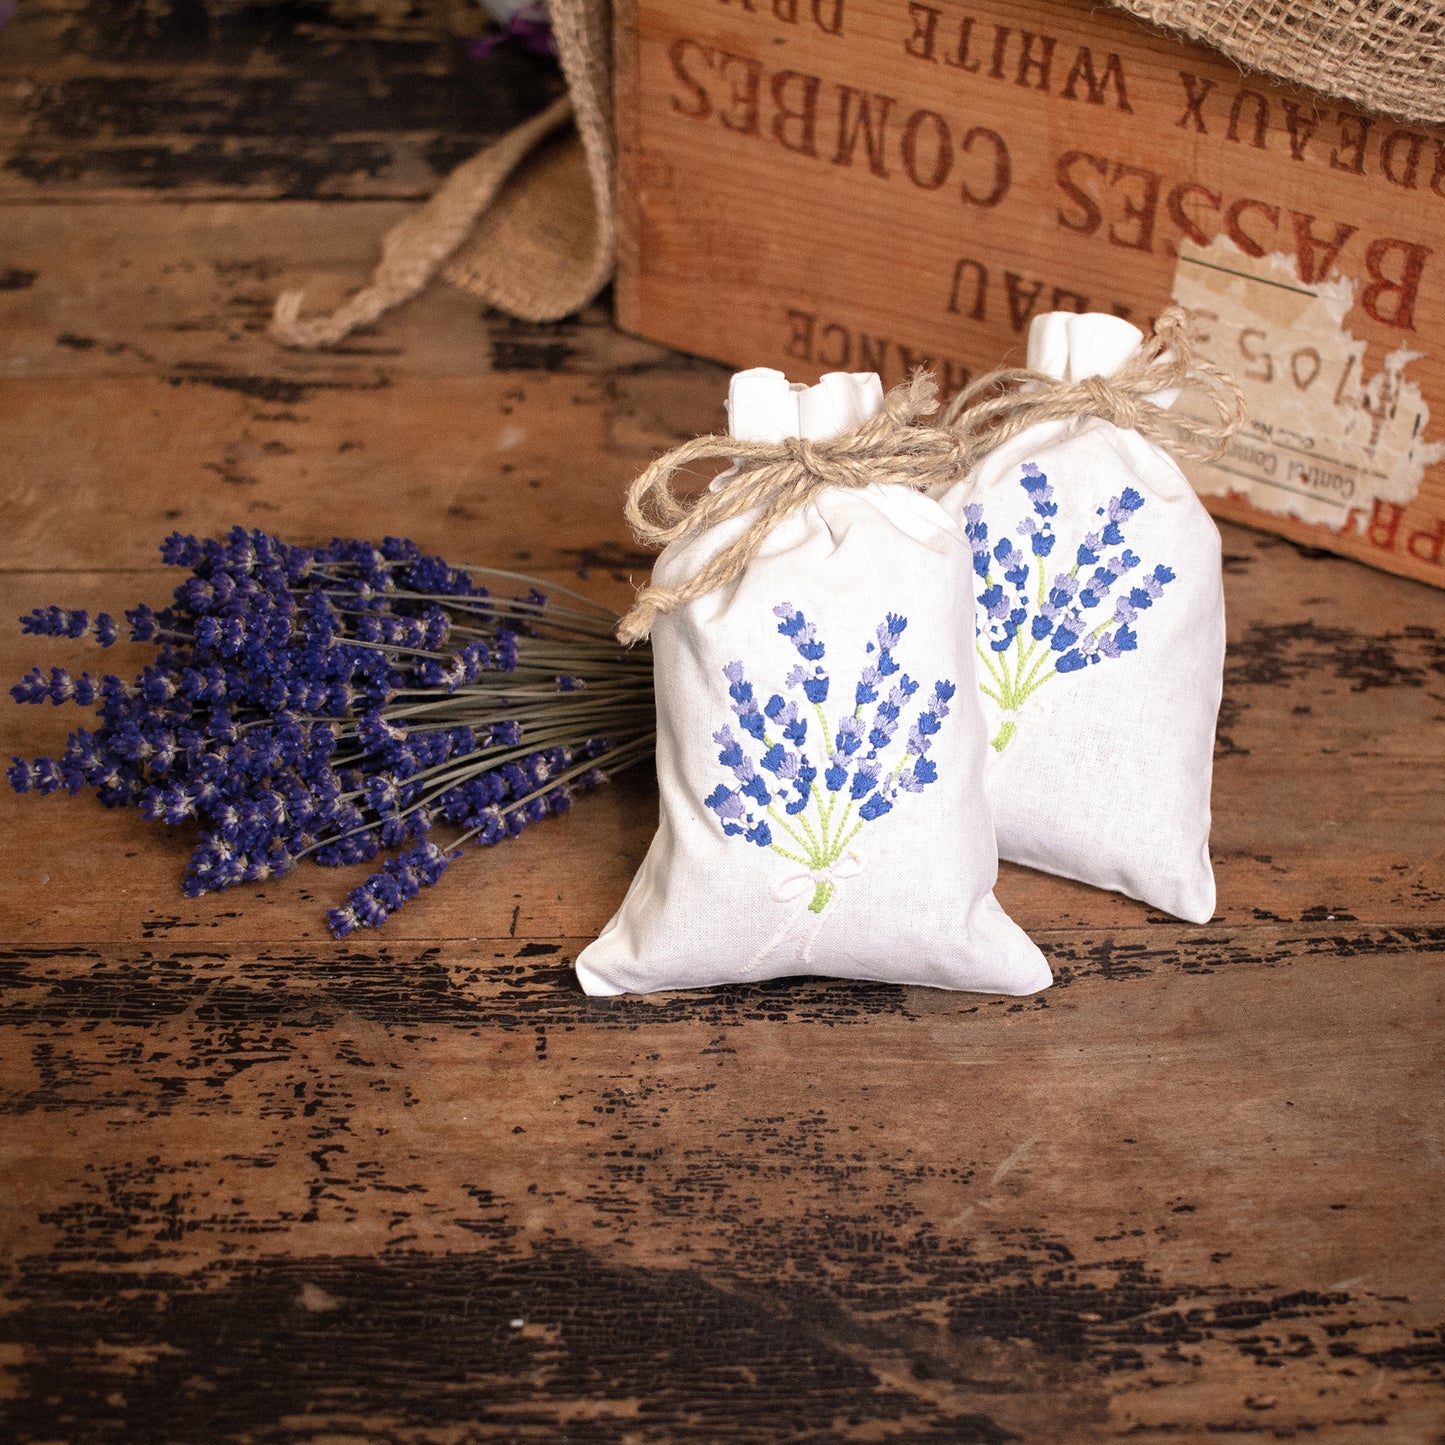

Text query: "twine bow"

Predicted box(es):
[941, 305, 1246, 478]
[615, 308, 1245, 644]
[617, 370, 962, 643]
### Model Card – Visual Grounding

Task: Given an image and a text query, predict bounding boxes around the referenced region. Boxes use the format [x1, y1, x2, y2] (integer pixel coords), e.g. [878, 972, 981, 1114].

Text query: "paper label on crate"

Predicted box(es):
[1171, 238, 1444, 532]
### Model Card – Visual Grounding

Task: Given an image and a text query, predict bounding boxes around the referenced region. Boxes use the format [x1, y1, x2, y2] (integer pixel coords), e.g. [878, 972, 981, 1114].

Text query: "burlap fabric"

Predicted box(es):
[441, 0, 615, 319]
[272, 0, 614, 345]
[271, 0, 1439, 348]
[1116, 0, 1445, 125]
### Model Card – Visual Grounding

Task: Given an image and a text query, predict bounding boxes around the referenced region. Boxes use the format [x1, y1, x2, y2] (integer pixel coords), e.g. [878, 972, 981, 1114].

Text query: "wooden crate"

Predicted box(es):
[614, 0, 1445, 588]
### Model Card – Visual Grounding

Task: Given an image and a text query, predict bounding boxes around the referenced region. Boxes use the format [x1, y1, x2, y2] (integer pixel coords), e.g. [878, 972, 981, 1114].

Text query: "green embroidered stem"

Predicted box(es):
[769, 840, 813, 868]
[976, 642, 1006, 693]
[792, 805, 824, 857]
[978, 616, 1060, 752]
[766, 807, 815, 857]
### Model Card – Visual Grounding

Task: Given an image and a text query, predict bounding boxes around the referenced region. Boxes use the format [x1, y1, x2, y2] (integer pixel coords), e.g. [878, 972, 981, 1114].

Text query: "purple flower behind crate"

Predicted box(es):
[468, 1, 555, 59]
[8, 527, 653, 935]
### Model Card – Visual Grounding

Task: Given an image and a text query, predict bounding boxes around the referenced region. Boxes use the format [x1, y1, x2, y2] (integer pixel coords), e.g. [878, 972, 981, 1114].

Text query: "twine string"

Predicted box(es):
[617, 370, 956, 644]
[616, 308, 1245, 644]
[941, 306, 1246, 476]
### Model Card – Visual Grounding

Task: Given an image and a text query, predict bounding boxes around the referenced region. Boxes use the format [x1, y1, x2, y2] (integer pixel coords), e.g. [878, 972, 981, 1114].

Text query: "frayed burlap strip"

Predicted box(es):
[443, 0, 614, 319]
[1114, 0, 1445, 125]
[271, 0, 614, 348]
[617, 309, 1245, 645]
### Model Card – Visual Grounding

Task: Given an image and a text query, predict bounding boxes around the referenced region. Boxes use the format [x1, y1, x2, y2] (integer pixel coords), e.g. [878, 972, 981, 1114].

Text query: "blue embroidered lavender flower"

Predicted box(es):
[854, 665, 881, 708]
[9, 528, 652, 936]
[707, 609, 954, 916]
[705, 784, 750, 837]
[970, 466, 1175, 745]
[713, 724, 769, 806]
[1077, 549, 1140, 609]
[875, 613, 905, 657]
[774, 603, 824, 660]
[776, 604, 830, 702]
[868, 676, 917, 751]
[1129, 564, 1175, 609]
[995, 538, 1029, 589]
[980, 584, 1009, 622]
[1021, 462, 1057, 517]
[892, 761, 920, 793]
[765, 693, 808, 745]
[858, 791, 892, 821]
[723, 661, 767, 739]
[1102, 487, 1144, 545]
[963, 504, 991, 579]
[848, 758, 880, 800]
[762, 744, 794, 780]
[834, 713, 865, 757]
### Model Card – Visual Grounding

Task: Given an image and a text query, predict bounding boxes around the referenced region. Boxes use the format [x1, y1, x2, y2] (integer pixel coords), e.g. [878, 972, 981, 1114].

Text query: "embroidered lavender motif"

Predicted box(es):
[705, 606, 955, 964]
[965, 462, 1175, 751]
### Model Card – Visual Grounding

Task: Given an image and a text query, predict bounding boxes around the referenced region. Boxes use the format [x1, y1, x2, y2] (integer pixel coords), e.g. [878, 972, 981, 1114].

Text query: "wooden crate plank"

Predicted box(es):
[614, 0, 1445, 588]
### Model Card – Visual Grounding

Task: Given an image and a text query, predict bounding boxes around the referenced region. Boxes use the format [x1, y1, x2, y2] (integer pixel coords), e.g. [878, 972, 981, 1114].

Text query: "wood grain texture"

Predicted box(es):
[1, 3, 1443, 1440]
[0, 0, 564, 201]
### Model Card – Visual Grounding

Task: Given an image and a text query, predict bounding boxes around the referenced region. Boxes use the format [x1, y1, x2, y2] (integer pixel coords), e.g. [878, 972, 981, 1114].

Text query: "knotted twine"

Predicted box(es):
[616, 370, 961, 645]
[615, 307, 1245, 645]
[941, 306, 1246, 476]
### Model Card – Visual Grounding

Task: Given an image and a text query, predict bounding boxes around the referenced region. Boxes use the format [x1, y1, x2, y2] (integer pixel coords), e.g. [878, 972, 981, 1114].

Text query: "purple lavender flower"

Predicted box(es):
[10, 527, 651, 936]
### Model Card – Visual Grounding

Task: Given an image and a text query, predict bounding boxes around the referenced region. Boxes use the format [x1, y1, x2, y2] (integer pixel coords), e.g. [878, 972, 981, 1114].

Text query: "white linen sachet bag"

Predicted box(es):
[937, 311, 1226, 923]
[577, 368, 1050, 997]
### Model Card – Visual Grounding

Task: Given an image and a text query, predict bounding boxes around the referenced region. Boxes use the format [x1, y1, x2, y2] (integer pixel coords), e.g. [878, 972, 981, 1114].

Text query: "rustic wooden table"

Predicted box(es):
[1, 4, 1442, 1441]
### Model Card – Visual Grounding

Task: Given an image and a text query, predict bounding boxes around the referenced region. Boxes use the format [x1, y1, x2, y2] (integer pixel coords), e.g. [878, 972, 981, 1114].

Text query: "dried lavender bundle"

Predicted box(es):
[8, 528, 654, 936]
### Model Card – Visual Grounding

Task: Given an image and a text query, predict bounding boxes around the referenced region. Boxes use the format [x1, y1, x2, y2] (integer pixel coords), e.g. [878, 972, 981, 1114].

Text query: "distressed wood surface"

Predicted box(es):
[0, 0, 564, 201]
[1, 4, 1443, 1441]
